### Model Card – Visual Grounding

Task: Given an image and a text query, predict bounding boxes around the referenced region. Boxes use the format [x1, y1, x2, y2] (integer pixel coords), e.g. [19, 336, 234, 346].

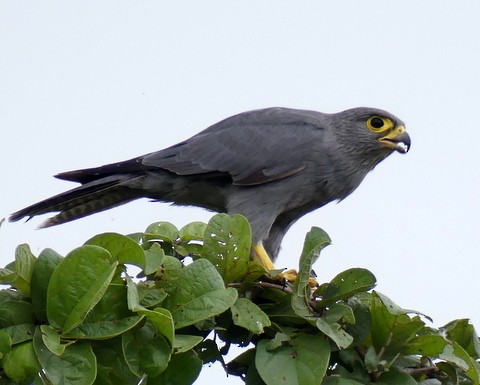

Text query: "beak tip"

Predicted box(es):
[396, 143, 410, 154]
[392, 131, 411, 154]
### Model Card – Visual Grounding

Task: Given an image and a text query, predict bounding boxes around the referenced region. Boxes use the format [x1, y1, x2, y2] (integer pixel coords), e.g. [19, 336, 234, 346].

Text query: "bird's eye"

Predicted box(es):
[367, 116, 394, 132]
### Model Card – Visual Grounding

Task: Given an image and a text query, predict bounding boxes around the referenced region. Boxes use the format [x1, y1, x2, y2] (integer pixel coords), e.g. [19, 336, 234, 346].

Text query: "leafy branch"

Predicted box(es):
[1, 214, 479, 385]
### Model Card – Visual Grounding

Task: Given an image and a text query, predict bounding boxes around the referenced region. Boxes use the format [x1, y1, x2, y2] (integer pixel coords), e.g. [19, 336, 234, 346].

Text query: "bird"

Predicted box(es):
[10, 107, 410, 272]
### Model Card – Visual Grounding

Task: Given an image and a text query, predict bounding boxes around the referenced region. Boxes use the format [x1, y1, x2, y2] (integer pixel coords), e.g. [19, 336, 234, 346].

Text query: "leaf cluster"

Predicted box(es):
[0, 214, 479, 385]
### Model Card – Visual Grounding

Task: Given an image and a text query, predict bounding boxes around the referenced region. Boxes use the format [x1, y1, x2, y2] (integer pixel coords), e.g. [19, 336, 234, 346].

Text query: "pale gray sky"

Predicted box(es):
[1, 2, 480, 384]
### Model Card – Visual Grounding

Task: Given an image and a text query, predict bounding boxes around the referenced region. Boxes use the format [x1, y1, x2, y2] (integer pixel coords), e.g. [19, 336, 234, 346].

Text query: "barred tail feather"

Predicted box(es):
[9, 178, 141, 227]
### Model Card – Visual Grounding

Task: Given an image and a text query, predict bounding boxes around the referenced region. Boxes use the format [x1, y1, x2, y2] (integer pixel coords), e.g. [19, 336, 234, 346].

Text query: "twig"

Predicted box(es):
[228, 281, 293, 294]
[401, 366, 439, 376]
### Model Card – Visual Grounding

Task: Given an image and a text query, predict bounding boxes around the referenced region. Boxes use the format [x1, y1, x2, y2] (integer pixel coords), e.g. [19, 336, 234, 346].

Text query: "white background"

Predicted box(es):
[1, 2, 480, 384]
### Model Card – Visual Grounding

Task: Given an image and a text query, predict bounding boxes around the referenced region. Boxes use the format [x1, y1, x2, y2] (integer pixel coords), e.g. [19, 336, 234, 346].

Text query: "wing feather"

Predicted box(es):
[142, 107, 328, 186]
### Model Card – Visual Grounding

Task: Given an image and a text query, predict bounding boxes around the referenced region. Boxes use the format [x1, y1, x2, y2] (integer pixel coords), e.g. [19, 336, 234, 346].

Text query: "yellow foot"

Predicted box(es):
[277, 269, 318, 288]
[251, 243, 318, 288]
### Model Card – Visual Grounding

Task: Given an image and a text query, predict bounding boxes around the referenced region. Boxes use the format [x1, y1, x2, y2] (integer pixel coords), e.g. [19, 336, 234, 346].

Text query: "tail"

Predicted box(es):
[9, 175, 143, 228]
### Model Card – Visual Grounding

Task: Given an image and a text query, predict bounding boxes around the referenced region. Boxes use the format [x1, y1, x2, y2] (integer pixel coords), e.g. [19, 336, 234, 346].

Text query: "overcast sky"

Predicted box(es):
[1, 2, 480, 384]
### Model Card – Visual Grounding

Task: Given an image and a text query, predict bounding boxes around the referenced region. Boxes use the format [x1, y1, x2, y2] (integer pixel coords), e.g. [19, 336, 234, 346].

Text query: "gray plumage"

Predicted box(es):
[10, 107, 410, 260]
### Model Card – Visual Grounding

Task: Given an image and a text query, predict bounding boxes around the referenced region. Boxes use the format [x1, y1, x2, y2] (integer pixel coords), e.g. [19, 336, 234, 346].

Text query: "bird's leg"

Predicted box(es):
[251, 243, 318, 287]
[251, 243, 276, 270]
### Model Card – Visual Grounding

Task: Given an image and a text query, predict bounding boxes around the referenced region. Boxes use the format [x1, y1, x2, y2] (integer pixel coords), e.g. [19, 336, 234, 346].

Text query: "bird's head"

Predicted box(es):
[331, 107, 411, 158]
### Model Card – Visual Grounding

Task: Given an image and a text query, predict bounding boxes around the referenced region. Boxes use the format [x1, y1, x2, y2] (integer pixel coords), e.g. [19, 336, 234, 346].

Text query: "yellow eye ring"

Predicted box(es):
[367, 116, 395, 132]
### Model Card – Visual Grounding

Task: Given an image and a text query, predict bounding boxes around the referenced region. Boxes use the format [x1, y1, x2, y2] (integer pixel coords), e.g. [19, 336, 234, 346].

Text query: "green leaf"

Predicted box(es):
[3, 340, 41, 383]
[82, 276, 132, 323]
[165, 258, 238, 329]
[322, 303, 355, 325]
[0, 288, 26, 303]
[231, 297, 271, 334]
[16, 244, 36, 290]
[203, 213, 252, 283]
[403, 334, 448, 356]
[1, 323, 36, 344]
[129, 230, 146, 240]
[6, 244, 37, 296]
[86, 232, 146, 269]
[63, 265, 118, 333]
[47, 245, 118, 333]
[267, 332, 291, 350]
[435, 362, 458, 385]
[34, 328, 97, 385]
[40, 324, 71, 356]
[173, 286, 238, 330]
[316, 318, 353, 349]
[30, 248, 62, 321]
[176, 221, 206, 258]
[139, 308, 175, 347]
[370, 291, 425, 358]
[125, 273, 142, 311]
[440, 342, 480, 383]
[442, 318, 480, 357]
[173, 335, 204, 353]
[63, 315, 144, 340]
[377, 369, 417, 385]
[345, 302, 371, 344]
[54, 270, 144, 340]
[375, 291, 431, 320]
[0, 329, 11, 358]
[122, 324, 172, 377]
[226, 347, 256, 377]
[256, 333, 330, 385]
[151, 350, 202, 385]
[243, 259, 268, 282]
[179, 221, 207, 242]
[292, 227, 331, 319]
[440, 344, 469, 371]
[197, 338, 222, 364]
[123, 298, 173, 352]
[0, 300, 34, 327]
[143, 242, 165, 275]
[137, 284, 167, 308]
[321, 376, 365, 385]
[404, 338, 480, 383]
[155, 255, 184, 294]
[0, 267, 16, 283]
[145, 221, 179, 244]
[315, 268, 376, 307]
[93, 337, 141, 385]
[364, 346, 379, 372]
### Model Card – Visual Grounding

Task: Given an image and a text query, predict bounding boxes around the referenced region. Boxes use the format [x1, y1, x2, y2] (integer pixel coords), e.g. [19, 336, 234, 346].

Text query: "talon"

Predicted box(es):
[278, 269, 299, 283]
[277, 269, 318, 288]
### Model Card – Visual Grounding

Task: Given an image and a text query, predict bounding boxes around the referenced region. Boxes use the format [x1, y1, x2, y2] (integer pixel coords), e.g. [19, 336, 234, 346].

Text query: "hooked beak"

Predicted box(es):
[379, 125, 411, 154]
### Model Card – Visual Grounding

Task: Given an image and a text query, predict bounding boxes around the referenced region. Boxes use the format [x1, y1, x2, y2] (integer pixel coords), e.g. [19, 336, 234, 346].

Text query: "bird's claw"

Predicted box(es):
[271, 268, 318, 288]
